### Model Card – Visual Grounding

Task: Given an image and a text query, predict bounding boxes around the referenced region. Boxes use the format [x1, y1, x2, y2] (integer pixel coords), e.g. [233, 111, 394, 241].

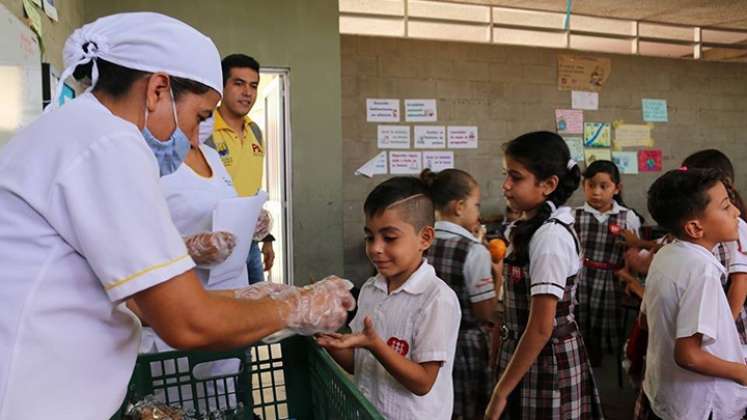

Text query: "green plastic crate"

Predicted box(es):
[112, 336, 384, 420]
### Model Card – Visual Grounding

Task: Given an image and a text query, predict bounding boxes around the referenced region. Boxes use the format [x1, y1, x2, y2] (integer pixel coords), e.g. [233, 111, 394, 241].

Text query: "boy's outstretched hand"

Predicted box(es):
[317, 316, 380, 350]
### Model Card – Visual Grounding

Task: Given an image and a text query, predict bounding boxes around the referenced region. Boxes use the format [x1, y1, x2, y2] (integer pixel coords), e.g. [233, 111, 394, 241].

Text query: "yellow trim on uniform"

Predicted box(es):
[105, 254, 191, 290]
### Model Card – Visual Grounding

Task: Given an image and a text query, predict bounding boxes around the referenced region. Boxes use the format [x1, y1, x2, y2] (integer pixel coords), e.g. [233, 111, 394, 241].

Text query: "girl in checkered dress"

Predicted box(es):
[683, 150, 747, 355]
[486, 131, 603, 420]
[573, 160, 641, 366]
[421, 168, 498, 420]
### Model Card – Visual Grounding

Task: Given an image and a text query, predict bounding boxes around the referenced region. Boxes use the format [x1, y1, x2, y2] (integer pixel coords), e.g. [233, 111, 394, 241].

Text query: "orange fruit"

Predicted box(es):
[488, 239, 507, 262]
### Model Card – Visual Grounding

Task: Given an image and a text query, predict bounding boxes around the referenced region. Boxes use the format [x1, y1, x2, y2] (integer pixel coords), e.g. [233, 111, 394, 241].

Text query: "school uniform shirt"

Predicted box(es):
[723, 218, 747, 356]
[350, 260, 461, 420]
[582, 201, 641, 235]
[434, 221, 496, 302]
[725, 219, 747, 275]
[505, 206, 582, 299]
[208, 110, 264, 197]
[0, 93, 194, 419]
[140, 145, 247, 354]
[641, 240, 747, 420]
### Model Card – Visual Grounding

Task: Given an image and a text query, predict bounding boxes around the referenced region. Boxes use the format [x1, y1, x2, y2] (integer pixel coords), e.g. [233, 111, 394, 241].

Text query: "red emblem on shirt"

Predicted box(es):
[387, 337, 409, 356]
[608, 223, 621, 236]
[510, 266, 523, 283]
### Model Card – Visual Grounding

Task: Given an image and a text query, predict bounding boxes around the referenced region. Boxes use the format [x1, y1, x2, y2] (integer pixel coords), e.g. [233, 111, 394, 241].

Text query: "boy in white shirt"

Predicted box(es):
[318, 177, 461, 420]
[635, 168, 747, 420]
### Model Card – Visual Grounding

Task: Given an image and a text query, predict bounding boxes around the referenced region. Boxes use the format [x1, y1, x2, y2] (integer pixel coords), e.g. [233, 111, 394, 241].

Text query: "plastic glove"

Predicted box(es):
[234, 281, 295, 300]
[234, 276, 355, 336]
[184, 231, 236, 266]
[253, 208, 273, 241]
[284, 276, 356, 335]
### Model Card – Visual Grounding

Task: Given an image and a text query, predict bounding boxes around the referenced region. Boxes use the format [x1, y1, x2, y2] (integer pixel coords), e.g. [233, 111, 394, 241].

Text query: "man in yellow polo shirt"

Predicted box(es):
[206, 54, 274, 284]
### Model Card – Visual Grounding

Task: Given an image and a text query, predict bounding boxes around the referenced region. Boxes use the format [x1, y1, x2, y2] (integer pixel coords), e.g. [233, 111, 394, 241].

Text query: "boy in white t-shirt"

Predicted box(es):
[317, 177, 461, 420]
[635, 168, 747, 420]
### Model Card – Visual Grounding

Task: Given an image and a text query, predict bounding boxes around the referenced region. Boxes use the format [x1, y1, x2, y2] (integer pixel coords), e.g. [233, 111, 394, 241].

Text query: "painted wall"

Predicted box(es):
[341, 34, 747, 282]
[85, 0, 344, 284]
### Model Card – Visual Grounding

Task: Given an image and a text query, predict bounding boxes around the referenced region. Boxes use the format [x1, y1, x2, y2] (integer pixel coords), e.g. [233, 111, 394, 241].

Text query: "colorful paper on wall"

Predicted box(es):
[414, 126, 446, 148]
[564, 137, 584, 164]
[377, 125, 410, 149]
[612, 121, 654, 149]
[555, 109, 583, 134]
[571, 90, 599, 110]
[43, 0, 57, 21]
[405, 99, 438, 122]
[22, 0, 43, 37]
[355, 151, 388, 177]
[584, 148, 612, 166]
[583, 122, 611, 148]
[557, 55, 611, 91]
[423, 151, 454, 172]
[389, 152, 422, 175]
[366, 99, 399, 122]
[642, 99, 668, 122]
[447, 126, 478, 149]
[638, 149, 663, 172]
[611, 151, 639, 174]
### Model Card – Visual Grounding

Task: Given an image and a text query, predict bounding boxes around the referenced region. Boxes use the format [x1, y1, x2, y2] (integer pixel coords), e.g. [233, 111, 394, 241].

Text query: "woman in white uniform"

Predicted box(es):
[0, 13, 353, 420]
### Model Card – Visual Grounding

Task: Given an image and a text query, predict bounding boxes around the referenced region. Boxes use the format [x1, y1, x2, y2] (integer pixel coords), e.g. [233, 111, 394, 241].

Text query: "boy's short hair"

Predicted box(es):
[221, 54, 260, 86]
[364, 177, 435, 231]
[647, 168, 724, 238]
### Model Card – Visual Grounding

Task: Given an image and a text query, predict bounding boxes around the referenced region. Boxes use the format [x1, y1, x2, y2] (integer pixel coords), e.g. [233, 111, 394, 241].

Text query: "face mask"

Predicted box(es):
[141, 88, 191, 177]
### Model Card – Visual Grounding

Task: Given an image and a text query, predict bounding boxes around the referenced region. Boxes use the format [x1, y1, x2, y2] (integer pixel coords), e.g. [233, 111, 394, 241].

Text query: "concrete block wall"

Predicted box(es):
[342, 34, 747, 282]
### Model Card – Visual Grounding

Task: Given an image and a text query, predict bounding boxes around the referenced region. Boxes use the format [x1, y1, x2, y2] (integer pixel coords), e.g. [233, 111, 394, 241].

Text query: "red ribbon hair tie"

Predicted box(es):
[678, 166, 688, 172]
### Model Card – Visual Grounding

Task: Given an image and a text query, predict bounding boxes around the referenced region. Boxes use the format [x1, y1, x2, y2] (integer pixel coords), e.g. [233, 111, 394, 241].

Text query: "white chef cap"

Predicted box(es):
[54, 12, 222, 109]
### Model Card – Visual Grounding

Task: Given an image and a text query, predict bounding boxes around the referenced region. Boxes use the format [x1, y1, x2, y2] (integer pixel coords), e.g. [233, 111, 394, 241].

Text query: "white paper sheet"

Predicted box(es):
[355, 151, 388, 177]
[571, 90, 599, 110]
[209, 192, 268, 285]
[366, 98, 400, 122]
[414, 126, 446, 148]
[377, 125, 410, 149]
[405, 99, 438, 122]
[423, 151, 454, 171]
[447, 126, 478, 149]
[389, 151, 422, 174]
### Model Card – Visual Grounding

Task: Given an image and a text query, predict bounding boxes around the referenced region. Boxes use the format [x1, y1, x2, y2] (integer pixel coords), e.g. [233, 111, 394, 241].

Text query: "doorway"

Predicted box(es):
[249, 69, 292, 286]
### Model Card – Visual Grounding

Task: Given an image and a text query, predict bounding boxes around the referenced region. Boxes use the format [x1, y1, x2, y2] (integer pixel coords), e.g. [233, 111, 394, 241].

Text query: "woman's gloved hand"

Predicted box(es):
[234, 276, 356, 336]
[234, 281, 295, 300]
[184, 231, 236, 266]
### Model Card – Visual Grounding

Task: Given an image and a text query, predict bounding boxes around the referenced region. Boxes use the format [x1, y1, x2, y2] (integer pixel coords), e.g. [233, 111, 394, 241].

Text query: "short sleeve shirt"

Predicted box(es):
[350, 261, 461, 420]
[581, 201, 641, 235]
[642, 241, 747, 420]
[0, 93, 195, 419]
[504, 206, 581, 300]
[434, 221, 496, 303]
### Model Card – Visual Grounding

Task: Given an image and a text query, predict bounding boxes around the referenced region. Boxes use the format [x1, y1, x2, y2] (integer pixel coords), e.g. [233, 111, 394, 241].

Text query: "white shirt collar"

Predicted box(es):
[372, 259, 435, 295]
[583, 201, 622, 217]
[434, 221, 480, 243]
[674, 240, 728, 276]
[549, 205, 574, 224]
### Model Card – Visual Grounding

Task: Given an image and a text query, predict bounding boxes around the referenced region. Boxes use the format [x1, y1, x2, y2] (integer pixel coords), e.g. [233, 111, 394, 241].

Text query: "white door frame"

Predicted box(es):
[260, 67, 293, 285]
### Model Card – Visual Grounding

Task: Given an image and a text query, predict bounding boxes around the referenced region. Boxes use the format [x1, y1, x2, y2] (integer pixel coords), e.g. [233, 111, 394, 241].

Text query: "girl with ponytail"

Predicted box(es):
[486, 131, 603, 420]
[420, 168, 497, 420]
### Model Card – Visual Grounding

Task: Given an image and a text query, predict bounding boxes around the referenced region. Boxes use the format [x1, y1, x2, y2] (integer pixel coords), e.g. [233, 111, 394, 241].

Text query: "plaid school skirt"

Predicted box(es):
[496, 330, 605, 420]
[576, 266, 625, 353]
[453, 327, 494, 418]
